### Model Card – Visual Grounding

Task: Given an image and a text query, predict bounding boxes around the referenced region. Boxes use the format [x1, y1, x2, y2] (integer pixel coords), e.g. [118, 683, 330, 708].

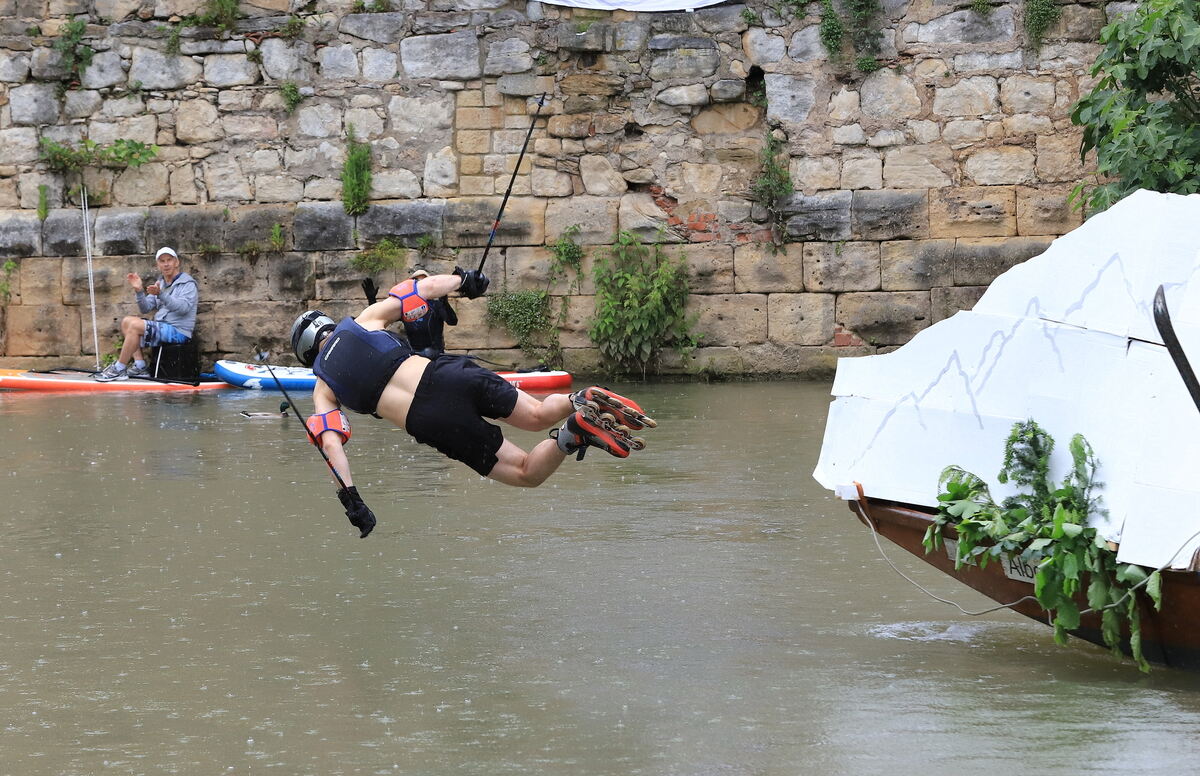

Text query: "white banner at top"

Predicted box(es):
[537, 0, 731, 11]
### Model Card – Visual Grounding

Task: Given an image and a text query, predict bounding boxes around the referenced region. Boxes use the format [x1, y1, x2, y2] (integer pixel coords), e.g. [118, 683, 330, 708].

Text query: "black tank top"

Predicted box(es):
[312, 317, 413, 414]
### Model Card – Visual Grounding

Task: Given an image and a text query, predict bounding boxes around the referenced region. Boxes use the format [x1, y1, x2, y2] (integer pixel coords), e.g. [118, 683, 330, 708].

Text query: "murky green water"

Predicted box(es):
[1, 381, 1199, 775]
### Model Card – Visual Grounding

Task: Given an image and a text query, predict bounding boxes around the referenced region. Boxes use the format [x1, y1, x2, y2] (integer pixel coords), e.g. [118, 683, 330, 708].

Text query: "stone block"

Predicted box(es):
[686, 293, 767, 346]
[841, 151, 881, 189]
[734, 242, 802, 293]
[881, 238, 956, 290]
[113, 163, 170, 207]
[505, 246, 595, 296]
[484, 37, 532, 75]
[1015, 186, 1082, 236]
[79, 50, 125, 89]
[932, 76, 999, 117]
[999, 75, 1055, 114]
[89, 115, 158, 147]
[340, 12, 408, 43]
[545, 196, 618, 245]
[372, 169, 422, 199]
[618, 192, 681, 242]
[358, 200, 446, 245]
[5, 305, 81, 356]
[883, 145, 953, 188]
[0, 211, 42, 258]
[739, 343, 874, 378]
[1036, 132, 1088, 182]
[260, 38, 314, 83]
[547, 114, 592, 138]
[579, 155, 627, 196]
[224, 204, 292, 253]
[931, 284, 986, 322]
[42, 209, 92, 257]
[129, 47, 203, 90]
[401, 31, 482, 80]
[950, 236, 1053, 285]
[0, 50, 31, 83]
[768, 292, 835, 345]
[765, 74, 815, 124]
[860, 69, 922, 119]
[202, 154, 252, 201]
[362, 48, 398, 82]
[264, 252, 313, 301]
[444, 197, 542, 247]
[782, 191, 852, 242]
[791, 156, 841, 193]
[649, 46, 719, 81]
[930, 186, 1016, 238]
[388, 93, 456, 133]
[909, 7, 1015, 45]
[189, 252, 269, 303]
[146, 206, 228, 254]
[318, 44, 359, 80]
[803, 241, 881, 292]
[680, 243, 733, 294]
[94, 208, 147, 256]
[837, 291, 931, 346]
[61, 257, 136, 306]
[293, 202, 354, 251]
[965, 147, 1036, 185]
[15, 257, 62, 306]
[531, 167, 574, 198]
[9, 83, 60, 126]
[445, 298, 518, 350]
[852, 189, 929, 240]
[204, 53, 260, 87]
[0, 128, 40, 165]
[205, 300, 299, 356]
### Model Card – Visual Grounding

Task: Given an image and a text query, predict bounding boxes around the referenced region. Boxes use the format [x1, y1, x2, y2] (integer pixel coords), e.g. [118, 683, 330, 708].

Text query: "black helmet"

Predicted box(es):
[290, 310, 335, 367]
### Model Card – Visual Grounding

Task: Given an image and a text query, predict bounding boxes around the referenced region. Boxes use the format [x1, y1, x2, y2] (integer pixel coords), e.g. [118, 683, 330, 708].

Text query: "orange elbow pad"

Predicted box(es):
[306, 409, 351, 446]
[389, 278, 430, 323]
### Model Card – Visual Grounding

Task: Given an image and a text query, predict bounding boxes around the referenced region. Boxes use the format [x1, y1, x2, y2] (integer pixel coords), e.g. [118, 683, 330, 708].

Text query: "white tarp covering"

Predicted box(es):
[813, 190, 1200, 570]
[538, 0, 730, 10]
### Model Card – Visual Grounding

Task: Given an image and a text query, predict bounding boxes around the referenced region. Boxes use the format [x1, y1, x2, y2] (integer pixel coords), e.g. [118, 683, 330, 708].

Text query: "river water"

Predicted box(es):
[1, 380, 1198, 775]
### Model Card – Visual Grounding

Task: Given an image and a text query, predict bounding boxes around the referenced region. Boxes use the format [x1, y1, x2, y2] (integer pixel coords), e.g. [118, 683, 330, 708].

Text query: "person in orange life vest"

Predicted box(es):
[291, 267, 652, 537]
[401, 267, 457, 358]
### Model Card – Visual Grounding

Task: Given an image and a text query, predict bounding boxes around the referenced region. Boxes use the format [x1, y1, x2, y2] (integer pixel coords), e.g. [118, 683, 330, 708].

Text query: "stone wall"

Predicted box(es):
[0, 0, 1111, 375]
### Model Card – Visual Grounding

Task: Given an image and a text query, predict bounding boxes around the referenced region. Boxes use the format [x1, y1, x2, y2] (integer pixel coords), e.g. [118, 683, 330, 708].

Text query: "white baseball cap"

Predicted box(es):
[156, 246, 178, 259]
[410, 267, 430, 279]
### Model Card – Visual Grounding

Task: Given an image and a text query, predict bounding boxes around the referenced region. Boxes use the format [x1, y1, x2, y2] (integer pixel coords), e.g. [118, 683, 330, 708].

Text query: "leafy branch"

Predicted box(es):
[924, 420, 1161, 671]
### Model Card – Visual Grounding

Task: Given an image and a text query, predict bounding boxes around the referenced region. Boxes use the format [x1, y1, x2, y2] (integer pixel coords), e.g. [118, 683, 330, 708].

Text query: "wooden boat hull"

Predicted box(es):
[851, 497, 1200, 670]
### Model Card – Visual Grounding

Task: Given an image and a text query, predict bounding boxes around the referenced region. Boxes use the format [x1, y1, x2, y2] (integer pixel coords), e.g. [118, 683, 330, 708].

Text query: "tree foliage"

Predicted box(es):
[1071, 0, 1200, 214]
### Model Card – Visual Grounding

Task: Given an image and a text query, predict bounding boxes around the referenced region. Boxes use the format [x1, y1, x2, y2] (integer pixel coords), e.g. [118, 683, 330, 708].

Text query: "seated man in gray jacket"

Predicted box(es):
[94, 246, 199, 381]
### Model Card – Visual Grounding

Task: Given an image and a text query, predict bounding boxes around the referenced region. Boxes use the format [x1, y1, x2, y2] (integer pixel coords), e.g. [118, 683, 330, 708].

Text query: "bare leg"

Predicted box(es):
[501, 391, 574, 432]
[487, 438, 567, 487]
[117, 316, 147, 366]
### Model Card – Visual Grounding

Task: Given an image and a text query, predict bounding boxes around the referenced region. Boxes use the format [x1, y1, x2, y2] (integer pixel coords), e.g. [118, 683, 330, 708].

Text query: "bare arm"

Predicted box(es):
[312, 379, 354, 488]
[357, 272, 465, 329]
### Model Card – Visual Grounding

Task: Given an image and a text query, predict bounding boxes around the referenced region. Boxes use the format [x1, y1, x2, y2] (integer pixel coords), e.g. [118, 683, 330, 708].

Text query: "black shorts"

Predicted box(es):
[405, 356, 519, 476]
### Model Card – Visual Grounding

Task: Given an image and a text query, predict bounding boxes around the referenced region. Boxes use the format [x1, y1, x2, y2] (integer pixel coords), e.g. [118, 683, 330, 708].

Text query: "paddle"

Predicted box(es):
[1153, 284, 1200, 415]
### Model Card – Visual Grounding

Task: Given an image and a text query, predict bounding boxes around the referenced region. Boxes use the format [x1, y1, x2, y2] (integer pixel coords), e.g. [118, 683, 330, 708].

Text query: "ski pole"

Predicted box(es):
[263, 361, 350, 492]
[476, 92, 547, 274]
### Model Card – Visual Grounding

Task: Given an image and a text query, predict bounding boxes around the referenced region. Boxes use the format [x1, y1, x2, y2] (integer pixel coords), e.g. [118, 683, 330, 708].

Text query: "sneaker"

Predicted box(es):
[93, 363, 128, 382]
[570, 386, 656, 430]
[126, 364, 150, 378]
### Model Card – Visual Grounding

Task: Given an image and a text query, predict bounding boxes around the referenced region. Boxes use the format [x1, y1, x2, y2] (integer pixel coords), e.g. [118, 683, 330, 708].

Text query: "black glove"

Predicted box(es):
[361, 278, 379, 305]
[453, 266, 490, 299]
[337, 486, 376, 538]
